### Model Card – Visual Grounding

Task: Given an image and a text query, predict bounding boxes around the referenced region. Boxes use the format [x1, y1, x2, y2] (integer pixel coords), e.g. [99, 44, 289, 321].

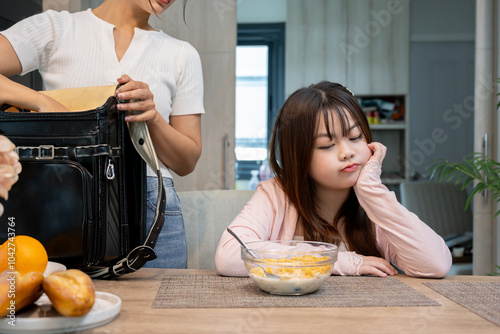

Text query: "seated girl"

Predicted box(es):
[215, 81, 451, 278]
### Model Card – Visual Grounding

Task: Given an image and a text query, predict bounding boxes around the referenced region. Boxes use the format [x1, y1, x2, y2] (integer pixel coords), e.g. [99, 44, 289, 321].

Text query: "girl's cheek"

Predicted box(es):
[361, 144, 373, 163]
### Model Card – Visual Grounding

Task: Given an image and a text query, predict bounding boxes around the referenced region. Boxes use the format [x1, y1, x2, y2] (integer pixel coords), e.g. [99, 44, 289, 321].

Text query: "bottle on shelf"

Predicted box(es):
[259, 160, 271, 181]
[248, 170, 260, 190]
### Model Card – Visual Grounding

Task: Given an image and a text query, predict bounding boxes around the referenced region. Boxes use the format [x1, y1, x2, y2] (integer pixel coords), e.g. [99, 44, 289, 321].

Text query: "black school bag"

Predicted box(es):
[0, 85, 165, 279]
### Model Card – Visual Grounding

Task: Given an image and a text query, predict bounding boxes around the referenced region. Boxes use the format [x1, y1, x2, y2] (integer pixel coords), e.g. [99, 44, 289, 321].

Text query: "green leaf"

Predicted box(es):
[487, 264, 500, 276]
[428, 153, 500, 216]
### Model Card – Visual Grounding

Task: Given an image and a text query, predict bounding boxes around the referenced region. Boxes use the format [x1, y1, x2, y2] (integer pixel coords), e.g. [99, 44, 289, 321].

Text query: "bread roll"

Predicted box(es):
[0, 270, 44, 317]
[43, 269, 95, 317]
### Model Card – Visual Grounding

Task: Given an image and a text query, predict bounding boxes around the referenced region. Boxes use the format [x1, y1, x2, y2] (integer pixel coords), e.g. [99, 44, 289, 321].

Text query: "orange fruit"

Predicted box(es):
[0, 235, 48, 275]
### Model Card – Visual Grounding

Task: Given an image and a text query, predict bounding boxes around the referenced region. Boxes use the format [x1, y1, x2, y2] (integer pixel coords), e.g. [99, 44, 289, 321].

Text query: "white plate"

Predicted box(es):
[43, 262, 67, 277]
[0, 292, 121, 333]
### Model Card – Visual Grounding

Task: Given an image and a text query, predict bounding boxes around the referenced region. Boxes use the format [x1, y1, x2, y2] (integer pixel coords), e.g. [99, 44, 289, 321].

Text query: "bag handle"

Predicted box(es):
[85, 91, 167, 279]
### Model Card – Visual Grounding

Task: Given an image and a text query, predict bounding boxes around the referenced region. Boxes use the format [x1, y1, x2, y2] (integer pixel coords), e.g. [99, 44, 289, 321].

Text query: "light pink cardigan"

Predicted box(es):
[215, 161, 452, 278]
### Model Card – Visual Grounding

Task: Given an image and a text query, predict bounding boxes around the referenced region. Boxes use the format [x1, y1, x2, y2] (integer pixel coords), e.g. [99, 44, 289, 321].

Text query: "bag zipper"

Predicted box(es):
[106, 157, 116, 180]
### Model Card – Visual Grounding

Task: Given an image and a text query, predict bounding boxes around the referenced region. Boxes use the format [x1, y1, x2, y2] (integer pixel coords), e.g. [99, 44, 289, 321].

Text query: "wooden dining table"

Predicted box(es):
[72, 269, 500, 334]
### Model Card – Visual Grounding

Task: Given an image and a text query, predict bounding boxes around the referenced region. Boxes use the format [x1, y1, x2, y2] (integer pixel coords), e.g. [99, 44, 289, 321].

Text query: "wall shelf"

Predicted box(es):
[359, 94, 410, 185]
[382, 177, 406, 185]
[370, 123, 407, 130]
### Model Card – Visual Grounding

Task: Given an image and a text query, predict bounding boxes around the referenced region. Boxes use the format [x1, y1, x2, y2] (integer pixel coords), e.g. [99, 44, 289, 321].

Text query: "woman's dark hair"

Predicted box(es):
[149, 0, 188, 22]
[269, 81, 381, 257]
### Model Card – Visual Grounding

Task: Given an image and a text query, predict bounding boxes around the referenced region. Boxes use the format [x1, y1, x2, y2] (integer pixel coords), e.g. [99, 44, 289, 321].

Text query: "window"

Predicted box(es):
[235, 23, 285, 189]
[235, 45, 268, 163]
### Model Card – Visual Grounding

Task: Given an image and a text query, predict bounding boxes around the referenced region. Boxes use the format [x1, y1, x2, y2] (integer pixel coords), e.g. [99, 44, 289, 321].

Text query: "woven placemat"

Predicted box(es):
[152, 275, 439, 309]
[424, 282, 500, 327]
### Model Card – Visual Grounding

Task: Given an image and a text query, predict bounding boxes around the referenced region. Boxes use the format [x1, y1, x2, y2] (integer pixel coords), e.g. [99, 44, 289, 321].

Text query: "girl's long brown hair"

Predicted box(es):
[269, 81, 382, 257]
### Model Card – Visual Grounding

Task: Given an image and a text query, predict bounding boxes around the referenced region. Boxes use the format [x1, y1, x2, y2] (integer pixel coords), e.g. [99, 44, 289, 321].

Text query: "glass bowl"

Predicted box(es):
[241, 240, 338, 295]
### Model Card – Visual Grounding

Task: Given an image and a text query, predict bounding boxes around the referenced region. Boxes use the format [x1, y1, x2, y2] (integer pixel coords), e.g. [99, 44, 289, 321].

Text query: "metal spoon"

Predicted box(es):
[226, 227, 281, 279]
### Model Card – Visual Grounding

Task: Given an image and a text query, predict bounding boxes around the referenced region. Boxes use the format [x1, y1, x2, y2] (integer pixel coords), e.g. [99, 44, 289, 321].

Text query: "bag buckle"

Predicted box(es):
[36, 145, 55, 159]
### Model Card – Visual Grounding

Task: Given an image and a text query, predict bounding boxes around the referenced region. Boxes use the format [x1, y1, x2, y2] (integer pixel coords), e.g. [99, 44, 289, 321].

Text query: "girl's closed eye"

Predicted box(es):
[317, 138, 335, 150]
[319, 144, 334, 150]
[350, 134, 363, 141]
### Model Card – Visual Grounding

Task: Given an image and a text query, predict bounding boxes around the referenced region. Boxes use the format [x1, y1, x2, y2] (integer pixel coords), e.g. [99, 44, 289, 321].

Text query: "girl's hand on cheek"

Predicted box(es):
[358, 255, 398, 277]
[115, 74, 158, 124]
[367, 142, 387, 165]
[354, 142, 385, 190]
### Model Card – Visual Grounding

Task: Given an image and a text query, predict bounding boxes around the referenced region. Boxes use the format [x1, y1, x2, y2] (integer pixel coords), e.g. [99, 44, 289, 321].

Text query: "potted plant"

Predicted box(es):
[428, 78, 500, 274]
[429, 154, 500, 218]
[429, 78, 500, 217]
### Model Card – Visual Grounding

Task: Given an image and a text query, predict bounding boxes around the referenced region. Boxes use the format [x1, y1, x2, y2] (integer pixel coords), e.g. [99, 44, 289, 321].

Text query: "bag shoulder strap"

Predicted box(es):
[90, 118, 167, 279]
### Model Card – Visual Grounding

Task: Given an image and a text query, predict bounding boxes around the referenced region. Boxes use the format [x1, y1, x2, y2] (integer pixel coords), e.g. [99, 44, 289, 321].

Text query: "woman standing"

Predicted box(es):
[0, 0, 204, 268]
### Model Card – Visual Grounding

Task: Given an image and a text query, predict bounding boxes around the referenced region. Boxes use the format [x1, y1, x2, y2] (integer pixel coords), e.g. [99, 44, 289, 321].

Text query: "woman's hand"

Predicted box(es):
[114, 74, 202, 176]
[358, 255, 398, 277]
[37, 94, 70, 112]
[0, 74, 69, 113]
[0, 136, 22, 215]
[115, 74, 158, 123]
[367, 142, 387, 165]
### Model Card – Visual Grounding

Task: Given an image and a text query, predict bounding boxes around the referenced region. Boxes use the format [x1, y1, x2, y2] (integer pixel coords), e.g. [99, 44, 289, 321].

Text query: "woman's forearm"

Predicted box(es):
[0, 74, 40, 109]
[0, 74, 69, 112]
[0, 35, 44, 110]
[147, 113, 202, 176]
